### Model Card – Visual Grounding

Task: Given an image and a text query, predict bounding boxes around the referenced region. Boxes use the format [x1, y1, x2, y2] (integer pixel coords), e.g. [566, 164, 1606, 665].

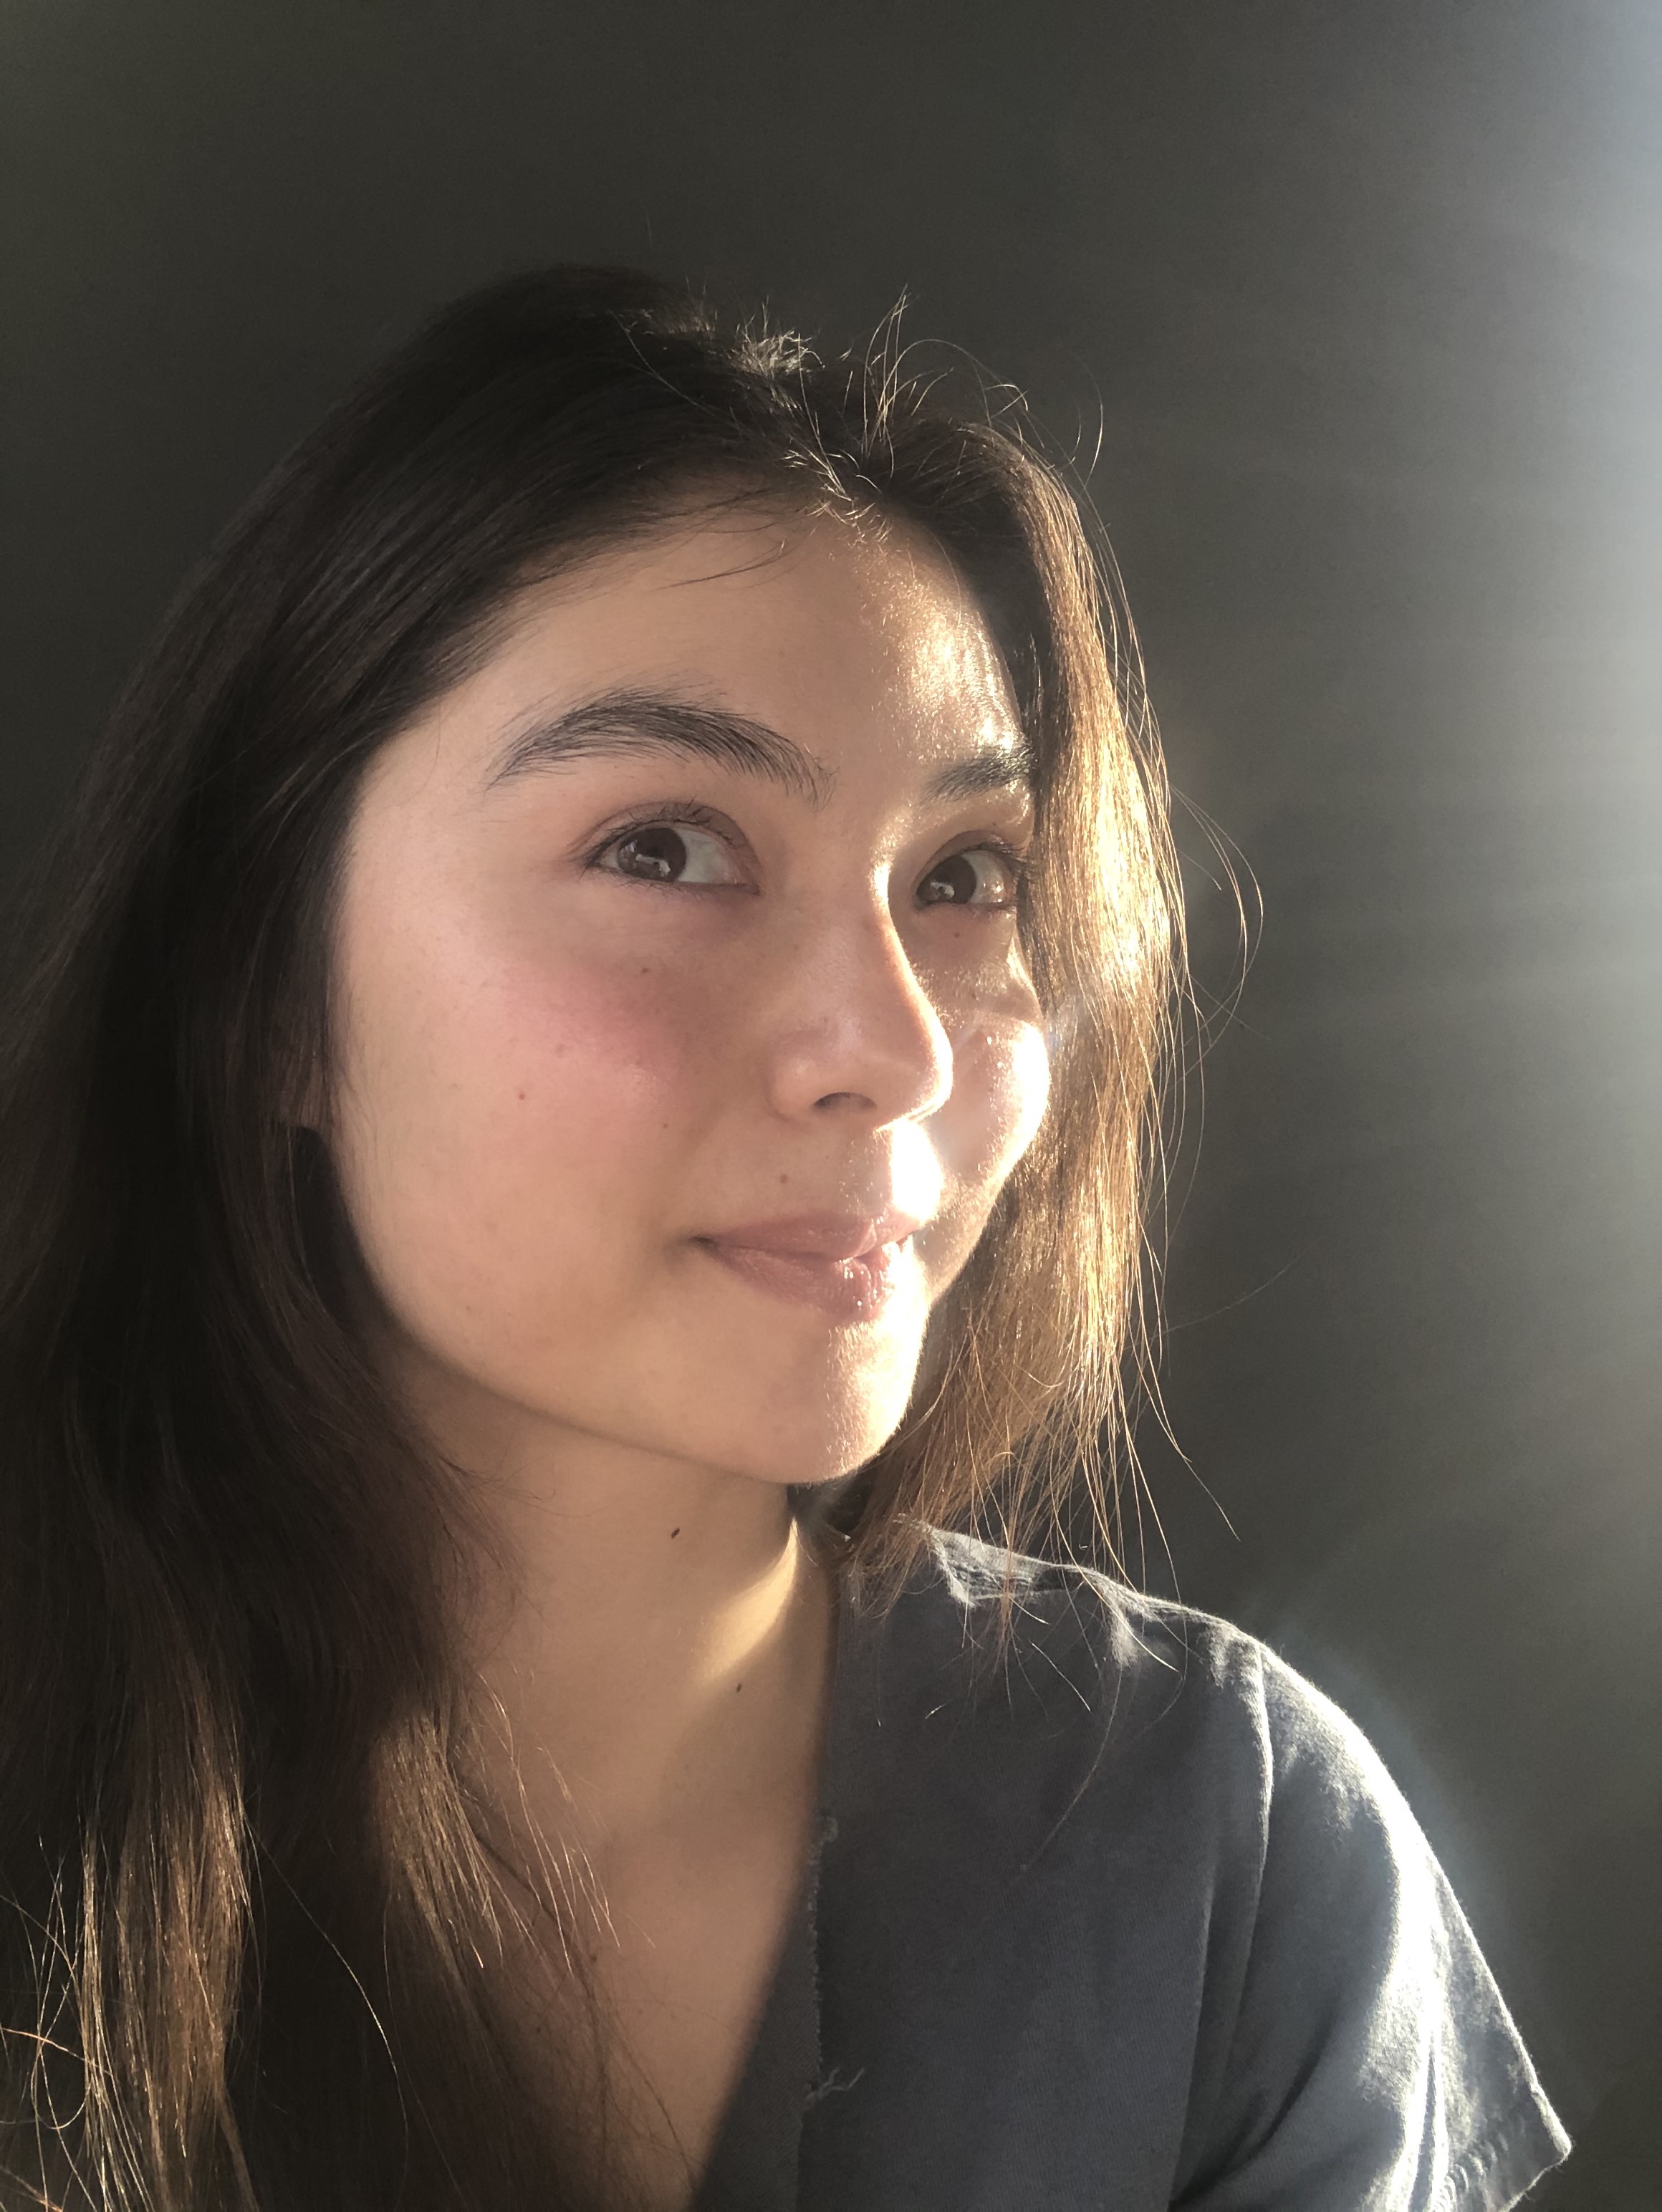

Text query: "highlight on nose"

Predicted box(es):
[769, 915, 955, 1127]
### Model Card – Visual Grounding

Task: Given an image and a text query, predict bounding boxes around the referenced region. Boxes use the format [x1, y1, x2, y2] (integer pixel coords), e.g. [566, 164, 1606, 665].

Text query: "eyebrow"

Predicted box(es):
[925, 743, 1037, 804]
[485, 684, 1034, 809]
[487, 687, 836, 807]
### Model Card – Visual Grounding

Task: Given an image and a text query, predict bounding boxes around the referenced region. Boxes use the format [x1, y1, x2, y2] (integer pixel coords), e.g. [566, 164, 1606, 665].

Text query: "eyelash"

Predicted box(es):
[584, 806, 1029, 907]
[582, 799, 736, 869]
[954, 835, 1030, 904]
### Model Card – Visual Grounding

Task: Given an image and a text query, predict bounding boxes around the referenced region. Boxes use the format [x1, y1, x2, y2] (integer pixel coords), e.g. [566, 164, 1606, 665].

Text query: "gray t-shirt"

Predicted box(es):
[695, 1529, 1570, 2211]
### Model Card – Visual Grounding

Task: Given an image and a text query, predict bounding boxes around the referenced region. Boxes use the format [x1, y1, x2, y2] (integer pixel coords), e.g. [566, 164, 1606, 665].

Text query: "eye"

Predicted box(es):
[916, 845, 1020, 910]
[596, 822, 742, 887]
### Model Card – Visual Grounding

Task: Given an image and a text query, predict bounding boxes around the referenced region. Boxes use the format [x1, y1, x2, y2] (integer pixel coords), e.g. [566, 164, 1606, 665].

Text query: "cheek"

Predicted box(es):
[941, 1016, 1052, 1191]
[330, 908, 726, 1331]
[508, 953, 717, 1141]
[916, 1015, 1048, 1292]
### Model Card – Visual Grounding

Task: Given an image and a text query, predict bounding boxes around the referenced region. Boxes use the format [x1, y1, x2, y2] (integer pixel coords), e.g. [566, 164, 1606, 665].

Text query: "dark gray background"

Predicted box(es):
[4, 1, 1658, 2201]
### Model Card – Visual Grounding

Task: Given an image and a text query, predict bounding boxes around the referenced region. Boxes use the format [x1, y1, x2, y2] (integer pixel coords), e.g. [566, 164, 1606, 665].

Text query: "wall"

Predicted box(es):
[4, 1, 1658, 2195]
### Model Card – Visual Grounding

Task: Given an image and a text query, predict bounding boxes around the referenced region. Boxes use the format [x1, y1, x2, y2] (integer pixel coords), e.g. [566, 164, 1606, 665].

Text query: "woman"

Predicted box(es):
[0, 269, 1567, 2211]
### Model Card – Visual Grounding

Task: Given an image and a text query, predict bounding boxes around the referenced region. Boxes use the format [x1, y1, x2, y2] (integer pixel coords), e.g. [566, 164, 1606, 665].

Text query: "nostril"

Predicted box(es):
[813, 1090, 878, 1112]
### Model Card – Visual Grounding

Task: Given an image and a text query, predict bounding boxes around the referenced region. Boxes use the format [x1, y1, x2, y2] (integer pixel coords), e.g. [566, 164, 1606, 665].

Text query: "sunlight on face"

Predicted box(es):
[327, 509, 1051, 1490]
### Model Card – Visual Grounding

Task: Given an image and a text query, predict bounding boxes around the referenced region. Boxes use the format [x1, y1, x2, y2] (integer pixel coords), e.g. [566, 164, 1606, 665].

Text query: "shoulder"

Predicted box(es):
[883, 1525, 1389, 1824]
[835, 1523, 1425, 1961]
[832, 1529, 1571, 2211]
[885, 1527, 1484, 1972]
[908, 1521, 1308, 1712]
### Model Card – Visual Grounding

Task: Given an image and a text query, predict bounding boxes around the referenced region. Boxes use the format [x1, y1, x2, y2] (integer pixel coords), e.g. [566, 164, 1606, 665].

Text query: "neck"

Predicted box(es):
[443, 1408, 835, 1862]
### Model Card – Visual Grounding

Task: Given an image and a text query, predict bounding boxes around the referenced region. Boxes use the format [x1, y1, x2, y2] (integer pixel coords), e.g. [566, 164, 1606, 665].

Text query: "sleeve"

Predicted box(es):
[1173, 1646, 1572, 2212]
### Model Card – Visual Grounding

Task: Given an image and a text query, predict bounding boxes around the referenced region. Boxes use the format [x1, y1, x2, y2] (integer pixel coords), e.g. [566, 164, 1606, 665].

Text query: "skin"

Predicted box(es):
[327, 504, 1051, 2203]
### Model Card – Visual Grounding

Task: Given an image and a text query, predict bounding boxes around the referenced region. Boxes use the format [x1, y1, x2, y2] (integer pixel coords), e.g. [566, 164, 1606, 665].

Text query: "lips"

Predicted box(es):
[693, 1209, 926, 1324]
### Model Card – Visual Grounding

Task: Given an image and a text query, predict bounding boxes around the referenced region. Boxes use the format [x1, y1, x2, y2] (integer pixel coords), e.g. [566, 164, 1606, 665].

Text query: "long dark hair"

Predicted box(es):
[0, 268, 1178, 2208]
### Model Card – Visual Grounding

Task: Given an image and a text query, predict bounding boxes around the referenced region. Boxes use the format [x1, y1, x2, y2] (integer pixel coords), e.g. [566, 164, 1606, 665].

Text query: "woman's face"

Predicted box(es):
[328, 506, 1050, 1489]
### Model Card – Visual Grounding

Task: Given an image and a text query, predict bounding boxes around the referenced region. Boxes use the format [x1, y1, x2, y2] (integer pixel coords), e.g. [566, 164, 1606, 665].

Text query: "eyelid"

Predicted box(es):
[578, 797, 755, 875]
[575, 805, 1030, 903]
[926, 831, 1031, 896]
[969, 832, 1029, 875]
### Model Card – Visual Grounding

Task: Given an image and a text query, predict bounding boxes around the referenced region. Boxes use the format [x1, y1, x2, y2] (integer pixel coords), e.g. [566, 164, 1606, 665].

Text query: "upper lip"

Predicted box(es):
[700, 1209, 927, 1261]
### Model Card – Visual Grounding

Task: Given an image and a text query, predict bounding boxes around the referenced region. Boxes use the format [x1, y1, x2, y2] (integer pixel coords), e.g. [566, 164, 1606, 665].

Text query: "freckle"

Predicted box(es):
[517, 1091, 526, 1102]
[670, 1527, 680, 1539]
[735, 1681, 744, 1693]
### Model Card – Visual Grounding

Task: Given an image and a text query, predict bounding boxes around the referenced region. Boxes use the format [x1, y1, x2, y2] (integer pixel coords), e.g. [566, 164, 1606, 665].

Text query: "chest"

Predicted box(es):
[580, 1812, 809, 2211]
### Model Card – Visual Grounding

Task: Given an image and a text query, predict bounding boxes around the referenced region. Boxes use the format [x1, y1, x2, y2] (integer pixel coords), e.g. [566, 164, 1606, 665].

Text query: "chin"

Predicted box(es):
[734, 1377, 918, 1491]
[669, 1335, 908, 1491]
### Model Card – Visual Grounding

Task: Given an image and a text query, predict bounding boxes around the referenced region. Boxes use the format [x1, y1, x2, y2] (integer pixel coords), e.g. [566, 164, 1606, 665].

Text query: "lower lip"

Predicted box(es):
[696, 1239, 910, 1324]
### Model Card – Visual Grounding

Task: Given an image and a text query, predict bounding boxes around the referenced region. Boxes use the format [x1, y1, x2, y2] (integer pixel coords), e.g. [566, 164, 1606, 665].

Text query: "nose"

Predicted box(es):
[764, 899, 954, 1126]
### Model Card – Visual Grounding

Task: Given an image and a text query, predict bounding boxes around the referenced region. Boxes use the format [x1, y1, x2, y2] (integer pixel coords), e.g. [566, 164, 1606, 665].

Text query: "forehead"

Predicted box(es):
[448, 508, 1024, 782]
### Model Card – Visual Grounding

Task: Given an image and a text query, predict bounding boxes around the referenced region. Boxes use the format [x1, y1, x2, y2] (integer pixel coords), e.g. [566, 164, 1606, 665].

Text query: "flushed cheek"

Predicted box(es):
[338, 938, 729, 1321]
[494, 952, 724, 1150]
